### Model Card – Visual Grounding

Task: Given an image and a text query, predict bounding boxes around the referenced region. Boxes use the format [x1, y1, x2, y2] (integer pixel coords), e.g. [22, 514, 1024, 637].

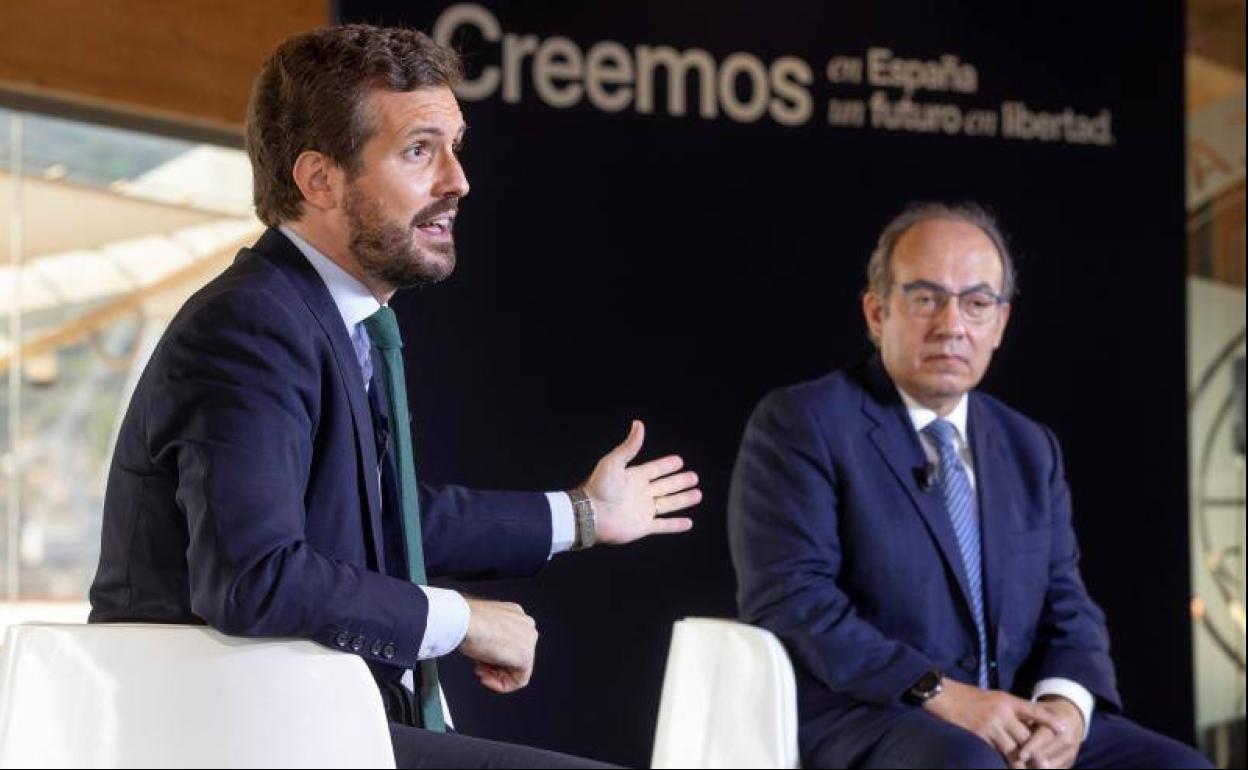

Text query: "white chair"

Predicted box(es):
[0, 623, 396, 769]
[651, 618, 799, 769]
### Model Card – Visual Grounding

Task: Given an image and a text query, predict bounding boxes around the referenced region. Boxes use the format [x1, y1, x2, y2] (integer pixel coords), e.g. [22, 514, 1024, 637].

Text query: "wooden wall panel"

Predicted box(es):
[0, 0, 331, 135]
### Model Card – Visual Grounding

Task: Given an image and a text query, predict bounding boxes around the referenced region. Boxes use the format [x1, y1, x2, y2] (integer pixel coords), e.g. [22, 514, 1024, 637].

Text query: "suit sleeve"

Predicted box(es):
[728, 389, 936, 706]
[418, 482, 553, 579]
[149, 290, 430, 670]
[1023, 427, 1121, 710]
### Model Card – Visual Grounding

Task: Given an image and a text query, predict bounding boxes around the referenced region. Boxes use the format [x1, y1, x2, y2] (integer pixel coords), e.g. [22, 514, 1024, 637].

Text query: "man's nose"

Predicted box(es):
[930, 295, 967, 338]
[434, 151, 469, 199]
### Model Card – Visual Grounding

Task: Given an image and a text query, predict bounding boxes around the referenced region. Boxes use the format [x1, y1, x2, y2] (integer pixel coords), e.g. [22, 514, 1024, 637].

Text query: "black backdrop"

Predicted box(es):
[336, 2, 1190, 765]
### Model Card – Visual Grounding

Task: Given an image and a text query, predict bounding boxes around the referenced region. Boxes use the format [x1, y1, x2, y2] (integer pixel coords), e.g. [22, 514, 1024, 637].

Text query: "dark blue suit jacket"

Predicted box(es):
[90, 228, 551, 683]
[728, 358, 1119, 764]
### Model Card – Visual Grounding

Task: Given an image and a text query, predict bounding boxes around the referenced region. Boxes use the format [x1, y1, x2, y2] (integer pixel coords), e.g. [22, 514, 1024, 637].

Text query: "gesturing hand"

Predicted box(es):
[582, 420, 702, 545]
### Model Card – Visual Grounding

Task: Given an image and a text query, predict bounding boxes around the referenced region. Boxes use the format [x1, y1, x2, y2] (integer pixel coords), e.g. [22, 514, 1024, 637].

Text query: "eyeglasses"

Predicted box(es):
[897, 280, 1006, 324]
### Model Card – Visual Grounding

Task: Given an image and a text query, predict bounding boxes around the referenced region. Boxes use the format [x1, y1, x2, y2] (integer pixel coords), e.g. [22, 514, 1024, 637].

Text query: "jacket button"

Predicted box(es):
[370, 640, 383, 656]
[382, 642, 396, 660]
[350, 635, 366, 653]
[334, 630, 350, 648]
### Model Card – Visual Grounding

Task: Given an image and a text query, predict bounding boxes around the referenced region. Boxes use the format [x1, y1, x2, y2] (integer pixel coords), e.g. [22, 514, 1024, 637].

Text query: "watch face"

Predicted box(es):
[916, 671, 941, 694]
[908, 670, 943, 702]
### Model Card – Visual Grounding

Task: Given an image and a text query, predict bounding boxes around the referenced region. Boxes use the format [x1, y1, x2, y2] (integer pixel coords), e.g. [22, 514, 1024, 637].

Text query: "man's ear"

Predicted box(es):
[290, 150, 341, 213]
[863, 290, 887, 343]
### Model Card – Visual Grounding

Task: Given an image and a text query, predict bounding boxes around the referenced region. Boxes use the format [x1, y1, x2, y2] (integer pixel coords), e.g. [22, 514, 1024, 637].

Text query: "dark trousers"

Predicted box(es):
[387, 724, 619, 769]
[806, 708, 1212, 769]
[379, 679, 619, 769]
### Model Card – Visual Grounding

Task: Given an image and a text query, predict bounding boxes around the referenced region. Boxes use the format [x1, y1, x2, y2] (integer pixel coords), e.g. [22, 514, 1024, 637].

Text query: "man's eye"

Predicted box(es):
[405, 144, 427, 159]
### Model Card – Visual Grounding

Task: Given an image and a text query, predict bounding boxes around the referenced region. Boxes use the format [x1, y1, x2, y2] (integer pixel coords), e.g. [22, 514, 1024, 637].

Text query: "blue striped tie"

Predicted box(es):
[923, 418, 989, 688]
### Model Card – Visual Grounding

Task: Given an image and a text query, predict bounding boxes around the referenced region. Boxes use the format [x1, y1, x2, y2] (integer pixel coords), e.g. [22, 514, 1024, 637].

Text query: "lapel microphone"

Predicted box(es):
[916, 463, 937, 492]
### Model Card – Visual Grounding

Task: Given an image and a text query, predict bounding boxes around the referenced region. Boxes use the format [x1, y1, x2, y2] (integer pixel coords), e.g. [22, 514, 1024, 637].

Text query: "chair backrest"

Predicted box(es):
[0, 623, 396, 769]
[651, 618, 799, 769]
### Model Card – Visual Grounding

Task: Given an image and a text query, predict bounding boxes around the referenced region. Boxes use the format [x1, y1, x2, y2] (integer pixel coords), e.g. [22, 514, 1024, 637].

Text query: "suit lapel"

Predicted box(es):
[247, 228, 387, 572]
[969, 395, 1010, 643]
[860, 359, 978, 625]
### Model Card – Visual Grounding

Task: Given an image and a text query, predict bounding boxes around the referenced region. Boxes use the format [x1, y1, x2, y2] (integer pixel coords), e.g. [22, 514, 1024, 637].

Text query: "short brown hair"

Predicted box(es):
[245, 24, 463, 226]
[865, 201, 1017, 301]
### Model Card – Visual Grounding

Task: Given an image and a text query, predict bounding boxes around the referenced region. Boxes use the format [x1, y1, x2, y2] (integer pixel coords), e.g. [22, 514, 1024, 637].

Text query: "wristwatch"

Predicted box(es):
[568, 487, 596, 550]
[903, 669, 944, 705]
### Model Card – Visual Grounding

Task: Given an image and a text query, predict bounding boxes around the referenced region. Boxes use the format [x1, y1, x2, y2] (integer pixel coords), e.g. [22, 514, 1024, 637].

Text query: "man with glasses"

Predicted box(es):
[728, 203, 1208, 768]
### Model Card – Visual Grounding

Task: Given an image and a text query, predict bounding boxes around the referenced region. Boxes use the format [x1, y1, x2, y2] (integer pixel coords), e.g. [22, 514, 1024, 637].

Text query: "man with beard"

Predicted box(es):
[728, 203, 1210, 769]
[89, 25, 700, 768]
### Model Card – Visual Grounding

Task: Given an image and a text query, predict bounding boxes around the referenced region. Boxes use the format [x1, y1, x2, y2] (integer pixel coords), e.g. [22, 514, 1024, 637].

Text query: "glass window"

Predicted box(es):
[0, 108, 260, 627]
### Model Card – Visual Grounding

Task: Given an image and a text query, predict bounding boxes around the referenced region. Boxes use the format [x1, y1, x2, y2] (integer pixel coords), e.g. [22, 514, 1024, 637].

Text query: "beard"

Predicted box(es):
[343, 183, 457, 290]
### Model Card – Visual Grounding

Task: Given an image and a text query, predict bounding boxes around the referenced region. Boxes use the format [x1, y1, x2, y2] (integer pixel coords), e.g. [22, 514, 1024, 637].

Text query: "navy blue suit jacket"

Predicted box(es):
[728, 359, 1119, 762]
[90, 228, 551, 682]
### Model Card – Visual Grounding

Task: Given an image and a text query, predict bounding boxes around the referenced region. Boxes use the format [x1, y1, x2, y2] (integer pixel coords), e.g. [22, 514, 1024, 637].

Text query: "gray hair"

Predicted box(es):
[864, 202, 1017, 301]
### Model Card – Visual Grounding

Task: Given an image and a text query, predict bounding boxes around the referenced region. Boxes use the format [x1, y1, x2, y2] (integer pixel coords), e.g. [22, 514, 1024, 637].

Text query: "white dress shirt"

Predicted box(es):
[898, 387, 1095, 740]
[280, 225, 576, 660]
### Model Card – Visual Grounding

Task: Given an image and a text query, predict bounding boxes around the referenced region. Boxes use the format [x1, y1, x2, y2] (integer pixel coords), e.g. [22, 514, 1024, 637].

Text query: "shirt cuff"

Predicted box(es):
[1033, 677, 1095, 741]
[416, 586, 470, 659]
[547, 491, 576, 558]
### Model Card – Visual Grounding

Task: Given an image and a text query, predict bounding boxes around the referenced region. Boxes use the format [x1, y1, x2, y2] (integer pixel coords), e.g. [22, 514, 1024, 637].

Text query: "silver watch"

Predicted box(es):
[569, 487, 596, 550]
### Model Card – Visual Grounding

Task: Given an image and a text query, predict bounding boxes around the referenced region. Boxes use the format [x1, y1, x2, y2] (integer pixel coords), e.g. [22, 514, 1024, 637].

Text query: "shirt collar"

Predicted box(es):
[279, 224, 381, 332]
[897, 386, 970, 446]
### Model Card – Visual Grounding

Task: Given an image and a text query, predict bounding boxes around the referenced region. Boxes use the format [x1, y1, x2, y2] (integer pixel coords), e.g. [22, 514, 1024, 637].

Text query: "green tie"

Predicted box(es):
[363, 306, 446, 733]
